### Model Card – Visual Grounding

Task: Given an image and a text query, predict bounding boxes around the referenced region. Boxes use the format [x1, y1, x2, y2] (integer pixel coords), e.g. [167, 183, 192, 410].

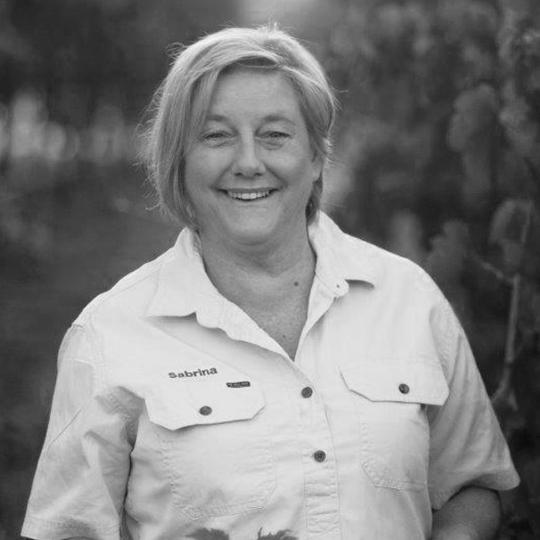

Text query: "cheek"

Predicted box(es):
[273, 150, 318, 181]
[184, 151, 222, 192]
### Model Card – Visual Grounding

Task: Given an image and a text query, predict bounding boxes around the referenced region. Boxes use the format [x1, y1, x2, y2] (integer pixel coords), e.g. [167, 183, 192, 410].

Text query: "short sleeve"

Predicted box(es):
[427, 300, 520, 510]
[22, 323, 132, 540]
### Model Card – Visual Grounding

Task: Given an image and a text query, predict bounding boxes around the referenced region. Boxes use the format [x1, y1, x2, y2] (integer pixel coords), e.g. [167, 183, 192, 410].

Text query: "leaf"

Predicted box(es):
[489, 199, 533, 273]
[425, 221, 471, 323]
[497, 149, 534, 197]
[439, 2, 498, 42]
[502, 242, 525, 274]
[533, 294, 540, 333]
[257, 530, 298, 540]
[447, 84, 498, 152]
[489, 199, 531, 245]
[499, 96, 540, 162]
[518, 284, 540, 336]
[513, 351, 540, 436]
[186, 527, 299, 540]
[425, 220, 469, 285]
[492, 389, 525, 438]
[187, 529, 230, 540]
[460, 149, 492, 204]
[447, 85, 498, 204]
[522, 456, 540, 536]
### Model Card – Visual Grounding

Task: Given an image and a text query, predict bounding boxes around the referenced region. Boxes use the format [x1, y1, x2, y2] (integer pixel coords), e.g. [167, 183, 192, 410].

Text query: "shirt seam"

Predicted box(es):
[23, 513, 119, 532]
[44, 325, 96, 452]
[86, 314, 137, 433]
[80, 257, 168, 321]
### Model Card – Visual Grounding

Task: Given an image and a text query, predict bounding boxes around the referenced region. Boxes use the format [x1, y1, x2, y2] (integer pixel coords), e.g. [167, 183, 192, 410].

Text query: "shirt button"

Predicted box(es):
[398, 383, 410, 394]
[199, 405, 212, 416]
[301, 386, 313, 398]
[313, 450, 326, 462]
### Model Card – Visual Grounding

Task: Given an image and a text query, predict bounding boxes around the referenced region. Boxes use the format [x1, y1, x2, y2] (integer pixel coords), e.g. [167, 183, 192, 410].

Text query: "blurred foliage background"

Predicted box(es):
[1, 0, 540, 538]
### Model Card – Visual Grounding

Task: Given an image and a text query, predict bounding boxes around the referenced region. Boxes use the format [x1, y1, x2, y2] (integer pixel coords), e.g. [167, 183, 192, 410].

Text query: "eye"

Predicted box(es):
[260, 131, 291, 147]
[263, 131, 290, 139]
[205, 132, 225, 139]
[201, 130, 232, 144]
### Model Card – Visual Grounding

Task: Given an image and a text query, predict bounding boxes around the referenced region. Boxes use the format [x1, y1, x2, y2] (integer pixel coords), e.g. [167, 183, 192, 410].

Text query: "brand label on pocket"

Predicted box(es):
[226, 381, 251, 388]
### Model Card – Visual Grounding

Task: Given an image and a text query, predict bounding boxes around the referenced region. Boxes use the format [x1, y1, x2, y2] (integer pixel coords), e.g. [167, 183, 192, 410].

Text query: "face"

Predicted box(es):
[183, 68, 322, 250]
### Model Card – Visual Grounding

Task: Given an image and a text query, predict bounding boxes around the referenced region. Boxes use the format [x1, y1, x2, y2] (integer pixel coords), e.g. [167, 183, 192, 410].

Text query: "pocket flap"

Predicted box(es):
[145, 378, 265, 431]
[340, 359, 449, 406]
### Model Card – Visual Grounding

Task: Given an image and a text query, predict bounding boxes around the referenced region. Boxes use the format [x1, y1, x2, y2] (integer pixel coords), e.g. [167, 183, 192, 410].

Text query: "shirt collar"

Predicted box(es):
[146, 227, 219, 318]
[146, 211, 378, 318]
[309, 212, 379, 296]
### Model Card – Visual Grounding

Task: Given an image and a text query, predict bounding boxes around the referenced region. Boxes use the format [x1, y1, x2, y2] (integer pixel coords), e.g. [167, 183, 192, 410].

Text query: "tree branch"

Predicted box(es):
[469, 252, 513, 286]
[492, 200, 534, 409]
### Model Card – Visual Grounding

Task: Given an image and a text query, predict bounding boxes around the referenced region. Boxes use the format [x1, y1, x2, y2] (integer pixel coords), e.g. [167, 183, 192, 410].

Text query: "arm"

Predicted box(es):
[432, 486, 501, 540]
[22, 324, 133, 540]
[426, 299, 518, 538]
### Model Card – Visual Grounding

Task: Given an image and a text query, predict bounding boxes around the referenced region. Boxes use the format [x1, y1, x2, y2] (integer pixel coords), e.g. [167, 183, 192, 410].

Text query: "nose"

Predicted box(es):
[231, 138, 265, 178]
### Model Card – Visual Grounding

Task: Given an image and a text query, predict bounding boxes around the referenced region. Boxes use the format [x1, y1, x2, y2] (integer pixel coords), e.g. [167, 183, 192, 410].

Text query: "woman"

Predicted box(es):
[22, 25, 518, 540]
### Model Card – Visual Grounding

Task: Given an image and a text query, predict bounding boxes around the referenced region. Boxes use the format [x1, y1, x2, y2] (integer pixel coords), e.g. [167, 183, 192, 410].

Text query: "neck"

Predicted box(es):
[197, 224, 315, 306]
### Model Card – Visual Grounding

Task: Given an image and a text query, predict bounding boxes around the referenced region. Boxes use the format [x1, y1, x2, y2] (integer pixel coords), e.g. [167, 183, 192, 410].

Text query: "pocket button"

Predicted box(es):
[398, 383, 410, 394]
[199, 405, 213, 416]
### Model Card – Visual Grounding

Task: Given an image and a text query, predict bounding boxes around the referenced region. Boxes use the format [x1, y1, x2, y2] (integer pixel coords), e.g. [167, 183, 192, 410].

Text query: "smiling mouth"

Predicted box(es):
[223, 189, 275, 201]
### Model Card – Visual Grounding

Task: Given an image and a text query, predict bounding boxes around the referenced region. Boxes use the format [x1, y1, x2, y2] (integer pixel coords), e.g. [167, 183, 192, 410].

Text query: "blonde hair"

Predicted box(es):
[142, 25, 336, 227]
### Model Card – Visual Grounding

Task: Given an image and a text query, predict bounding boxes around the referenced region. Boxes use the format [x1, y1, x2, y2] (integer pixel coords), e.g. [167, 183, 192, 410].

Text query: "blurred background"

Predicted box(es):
[1, 0, 540, 538]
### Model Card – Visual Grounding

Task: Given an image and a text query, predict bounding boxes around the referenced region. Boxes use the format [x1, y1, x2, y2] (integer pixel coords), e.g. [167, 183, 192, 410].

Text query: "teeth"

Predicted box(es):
[227, 190, 271, 200]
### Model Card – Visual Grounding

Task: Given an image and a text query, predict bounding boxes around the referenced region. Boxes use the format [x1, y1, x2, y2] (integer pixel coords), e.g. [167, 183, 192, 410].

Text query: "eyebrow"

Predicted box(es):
[205, 113, 296, 126]
[262, 114, 296, 125]
[204, 114, 229, 123]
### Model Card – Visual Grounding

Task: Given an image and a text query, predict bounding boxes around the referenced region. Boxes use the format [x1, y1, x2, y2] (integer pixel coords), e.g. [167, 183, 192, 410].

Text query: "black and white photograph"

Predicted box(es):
[1, 0, 540, 538]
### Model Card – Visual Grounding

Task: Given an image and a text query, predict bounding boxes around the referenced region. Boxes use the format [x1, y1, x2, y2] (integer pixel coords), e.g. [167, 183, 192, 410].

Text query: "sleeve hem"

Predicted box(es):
[22, 514, 119, 540]
[430, 469, 521, 510]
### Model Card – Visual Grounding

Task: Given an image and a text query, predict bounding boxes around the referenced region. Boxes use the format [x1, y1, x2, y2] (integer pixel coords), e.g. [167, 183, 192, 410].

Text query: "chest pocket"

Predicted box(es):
[340, 359, 449, 491]
[144, 376, 275, 519]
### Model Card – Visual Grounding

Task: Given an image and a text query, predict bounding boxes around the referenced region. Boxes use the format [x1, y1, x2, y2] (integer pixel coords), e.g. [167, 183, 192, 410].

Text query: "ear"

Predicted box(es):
[311, 154, 324, 183]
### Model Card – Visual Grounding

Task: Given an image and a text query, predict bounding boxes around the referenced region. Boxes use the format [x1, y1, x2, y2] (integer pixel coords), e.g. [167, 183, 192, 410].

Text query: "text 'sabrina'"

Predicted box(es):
[168, 368, 218, 378]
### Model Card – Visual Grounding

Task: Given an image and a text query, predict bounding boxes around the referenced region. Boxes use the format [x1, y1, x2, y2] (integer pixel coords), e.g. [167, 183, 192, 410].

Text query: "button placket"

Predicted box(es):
[272, 289, 342, 535]
[295, 375, 340, 534]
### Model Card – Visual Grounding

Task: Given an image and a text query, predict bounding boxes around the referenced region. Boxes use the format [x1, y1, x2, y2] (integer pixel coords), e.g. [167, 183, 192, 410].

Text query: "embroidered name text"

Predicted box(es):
[169, 368, 218, 378]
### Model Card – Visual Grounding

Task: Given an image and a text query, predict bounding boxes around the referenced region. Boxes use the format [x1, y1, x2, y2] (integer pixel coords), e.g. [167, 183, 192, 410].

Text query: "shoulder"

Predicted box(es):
[323, 215, 461, 351]
[322, 214, 443, 300]
[73, 247, 174, 327]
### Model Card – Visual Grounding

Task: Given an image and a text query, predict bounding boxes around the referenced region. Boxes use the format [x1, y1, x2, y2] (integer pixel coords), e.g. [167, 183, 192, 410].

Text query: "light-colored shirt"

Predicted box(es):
[22, 212, 519, 540]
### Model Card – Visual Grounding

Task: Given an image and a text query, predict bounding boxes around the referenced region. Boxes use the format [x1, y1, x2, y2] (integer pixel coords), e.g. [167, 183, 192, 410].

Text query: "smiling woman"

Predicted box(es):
[184, 68, 321, 253]
[21, 25, 518, 540]
[144, 26, 334, 231]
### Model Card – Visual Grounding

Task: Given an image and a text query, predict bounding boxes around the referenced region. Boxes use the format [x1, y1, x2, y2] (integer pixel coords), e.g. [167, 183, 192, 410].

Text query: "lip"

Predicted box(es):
[218, 188, 278, 201]
[220, 188, 278, 194]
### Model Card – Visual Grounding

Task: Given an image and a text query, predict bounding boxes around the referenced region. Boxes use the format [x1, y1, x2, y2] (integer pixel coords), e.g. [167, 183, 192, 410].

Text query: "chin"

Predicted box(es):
[223, 216, 278, 243]
[228, 227, 275, 246]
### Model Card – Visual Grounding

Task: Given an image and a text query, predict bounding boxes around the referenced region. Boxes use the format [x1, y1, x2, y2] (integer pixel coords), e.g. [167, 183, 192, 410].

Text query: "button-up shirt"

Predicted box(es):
[22, 213, 519, 540]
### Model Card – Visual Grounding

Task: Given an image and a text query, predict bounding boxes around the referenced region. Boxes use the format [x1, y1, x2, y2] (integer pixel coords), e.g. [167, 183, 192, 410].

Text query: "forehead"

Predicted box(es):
[206, 68, 303, 120]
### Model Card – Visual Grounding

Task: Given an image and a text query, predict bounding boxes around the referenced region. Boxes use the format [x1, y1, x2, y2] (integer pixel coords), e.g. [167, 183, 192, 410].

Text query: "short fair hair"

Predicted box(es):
[142, 25, 336, 227]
